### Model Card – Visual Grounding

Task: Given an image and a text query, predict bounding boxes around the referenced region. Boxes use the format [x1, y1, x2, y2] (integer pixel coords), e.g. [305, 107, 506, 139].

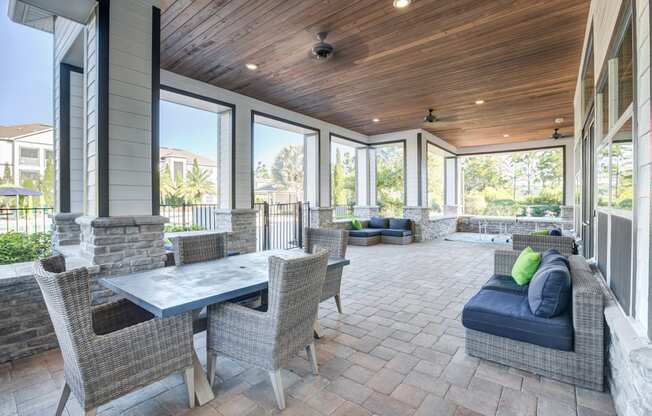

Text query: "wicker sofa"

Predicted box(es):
[463, 250, 605, 391]
[348, 217, 415, 246]
[512, 233, 577, 256]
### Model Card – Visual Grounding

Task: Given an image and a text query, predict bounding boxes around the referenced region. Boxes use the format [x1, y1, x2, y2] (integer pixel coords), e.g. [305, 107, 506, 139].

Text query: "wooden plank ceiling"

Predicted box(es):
[160, 0, 588, 148]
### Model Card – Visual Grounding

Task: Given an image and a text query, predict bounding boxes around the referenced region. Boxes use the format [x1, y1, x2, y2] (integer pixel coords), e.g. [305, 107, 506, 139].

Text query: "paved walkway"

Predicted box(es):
[0, 240, 616, 416]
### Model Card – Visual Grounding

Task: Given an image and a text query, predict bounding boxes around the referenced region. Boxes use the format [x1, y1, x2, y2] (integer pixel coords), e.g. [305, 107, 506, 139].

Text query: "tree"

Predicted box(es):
[1, 163, 12, 185]
[160, 164, 186, 205]
[255, 161, 270, 180]
[272, 145, 303, 194]
[376, 146, 404, 217]
[39, 157, 55, 207]
[427, 150, 444, 212]
[332, 148, 347, 205]
[185, 159, 215, 204]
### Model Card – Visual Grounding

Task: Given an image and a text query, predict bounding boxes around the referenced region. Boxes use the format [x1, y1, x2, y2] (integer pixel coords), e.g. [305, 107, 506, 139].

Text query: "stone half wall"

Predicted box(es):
[457, 215, 573, 235]
[51, 212, 82, 246]
[604, 296, 652, 416]
[77, 215, 168, 276]
[213, 209, 257, 254]
[309, 207, 333, 228]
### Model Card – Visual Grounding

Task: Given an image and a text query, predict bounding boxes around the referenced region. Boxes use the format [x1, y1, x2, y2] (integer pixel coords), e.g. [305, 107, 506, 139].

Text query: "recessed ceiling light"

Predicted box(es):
[393, 0, 411, 9]
[372, 118, 380, 123]
[245, 63, 258, 70]
[503, 134, 510, 138]
[555, 117, 564, 124]
[475, 100, 485, 105]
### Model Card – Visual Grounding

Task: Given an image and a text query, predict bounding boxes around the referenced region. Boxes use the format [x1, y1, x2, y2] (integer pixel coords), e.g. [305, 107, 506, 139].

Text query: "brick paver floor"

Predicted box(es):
[0, 240, 617, 416]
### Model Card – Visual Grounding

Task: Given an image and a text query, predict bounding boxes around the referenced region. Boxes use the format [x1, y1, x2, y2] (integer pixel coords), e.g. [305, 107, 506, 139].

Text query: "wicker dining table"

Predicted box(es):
[100, 249, 349, 406]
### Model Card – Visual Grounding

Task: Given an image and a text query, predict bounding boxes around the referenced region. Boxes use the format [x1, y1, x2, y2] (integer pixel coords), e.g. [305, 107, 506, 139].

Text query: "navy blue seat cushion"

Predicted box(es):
[549, 227, 562, 236]
[389, 218, 411, 230]
[369, 216, 389, 229]
[528, 261, 571, 318]
[349, 228, 382, 238]
[380, 229, 413, 237]
[482, 274, 529, 295]
[463, 289, 573, 351]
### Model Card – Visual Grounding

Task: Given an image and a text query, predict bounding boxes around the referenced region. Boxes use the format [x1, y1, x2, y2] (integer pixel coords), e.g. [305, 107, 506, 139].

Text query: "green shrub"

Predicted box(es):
[0, 232, 51, 265]
[164, 224, 204, 233]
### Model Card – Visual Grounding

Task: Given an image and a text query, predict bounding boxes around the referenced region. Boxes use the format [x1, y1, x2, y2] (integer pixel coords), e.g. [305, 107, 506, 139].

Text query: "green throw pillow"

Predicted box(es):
[351, 219, 363, 230]
[511, 247, 541, 286]
[529, 230, 549, 236]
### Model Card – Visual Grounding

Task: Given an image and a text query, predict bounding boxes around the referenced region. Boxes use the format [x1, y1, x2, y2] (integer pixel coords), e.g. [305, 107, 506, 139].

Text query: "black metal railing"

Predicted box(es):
[160, 204, 219, 231]
[255, 202, 309, 251]
[0, 207, 53, 234]
[333, 204, 354, 220]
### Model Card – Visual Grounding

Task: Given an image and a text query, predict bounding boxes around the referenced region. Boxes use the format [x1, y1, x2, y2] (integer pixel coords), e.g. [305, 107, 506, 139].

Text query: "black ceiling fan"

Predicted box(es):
[422, 108, 457, 125]
[551, 128, 567, 140]
[423, 109, 438, 123]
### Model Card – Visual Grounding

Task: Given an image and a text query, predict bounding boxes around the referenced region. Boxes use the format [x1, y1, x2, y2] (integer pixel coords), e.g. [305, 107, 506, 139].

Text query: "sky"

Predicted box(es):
[0, 0, 53, 126]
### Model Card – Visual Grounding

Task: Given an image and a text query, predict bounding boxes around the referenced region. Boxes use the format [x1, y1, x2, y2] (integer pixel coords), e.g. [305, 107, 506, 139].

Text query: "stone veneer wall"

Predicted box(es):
[77, 216, 168, 276]
[353, 206, 379, 219]
[309, 207, 333, 228]
[51, 212, 82, 246]
[604, 297, 652, 416]
[457, 215, 572, 234]
[214, 209, 257, 254]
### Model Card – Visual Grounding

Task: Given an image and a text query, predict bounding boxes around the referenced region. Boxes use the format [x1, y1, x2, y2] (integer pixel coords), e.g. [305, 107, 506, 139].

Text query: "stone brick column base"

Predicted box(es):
[309, 207, 333, 228]
[76, 215, 167, 275]
[52, 212, 82, 248]
[353, 206, 379, 219]
[560, 205, 574, 230]
[214, 209, 257, 254]
[403, 207, 431, 242]
[443, 205, 460, 216]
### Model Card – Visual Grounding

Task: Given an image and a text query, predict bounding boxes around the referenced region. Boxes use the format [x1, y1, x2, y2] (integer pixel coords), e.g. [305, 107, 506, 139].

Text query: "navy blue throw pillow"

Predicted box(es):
[369, 216, 389, 229]
[549, 227, 562, 236]
[541, 249, 569, 268]
[528, 263, 571, 318]
[389, 218, 411, 230]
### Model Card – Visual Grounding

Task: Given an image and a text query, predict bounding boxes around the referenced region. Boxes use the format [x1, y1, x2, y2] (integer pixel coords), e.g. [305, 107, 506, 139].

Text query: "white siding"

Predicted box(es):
[107, 0, 155, 216]
[85, 11, 98, 215]
[635, 0, 651, 331]
[53, 16, 83, 212]
[70, 72, 84, 213]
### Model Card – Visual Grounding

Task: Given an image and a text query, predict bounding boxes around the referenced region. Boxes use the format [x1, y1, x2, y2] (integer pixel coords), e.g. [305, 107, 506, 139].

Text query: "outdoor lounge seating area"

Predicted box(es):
[348, 217, 415, 246]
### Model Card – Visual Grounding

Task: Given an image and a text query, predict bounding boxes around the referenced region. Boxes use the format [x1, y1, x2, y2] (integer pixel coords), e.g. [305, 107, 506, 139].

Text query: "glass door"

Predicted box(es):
[581, 119, 595, 258]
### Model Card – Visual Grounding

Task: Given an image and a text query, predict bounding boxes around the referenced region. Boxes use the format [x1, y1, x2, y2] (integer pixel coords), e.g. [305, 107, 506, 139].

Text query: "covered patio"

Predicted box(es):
[1, 0, 651, 416]
[0, 241, 616, 416]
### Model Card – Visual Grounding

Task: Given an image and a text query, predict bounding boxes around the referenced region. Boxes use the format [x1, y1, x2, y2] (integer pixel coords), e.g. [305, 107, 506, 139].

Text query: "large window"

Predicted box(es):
[330, 135, 360, 219]
[592, 7, 635, 315]
[375, 142, 404, 217]
[461, 148, 564, 217]
[19, 147, 40, 166]
[160, 88, 232, 208]
[253, 113, 318, 205]
[427, 143, 445, 215]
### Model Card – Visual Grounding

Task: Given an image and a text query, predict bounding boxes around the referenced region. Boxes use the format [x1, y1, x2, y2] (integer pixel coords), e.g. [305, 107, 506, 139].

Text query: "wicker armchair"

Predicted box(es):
[170, 232, 228, 265]
[303, 227, 348, 313]
[512, 233, 576, 256]
[466, 250, 605, 390]
[33, 255, 196, 415]
[206, 250, 329, 410]
[170, 232, 229, 334]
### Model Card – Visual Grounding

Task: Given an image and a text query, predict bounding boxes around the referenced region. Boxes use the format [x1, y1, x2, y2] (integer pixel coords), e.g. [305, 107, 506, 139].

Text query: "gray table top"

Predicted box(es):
[100, 249, 349, 317]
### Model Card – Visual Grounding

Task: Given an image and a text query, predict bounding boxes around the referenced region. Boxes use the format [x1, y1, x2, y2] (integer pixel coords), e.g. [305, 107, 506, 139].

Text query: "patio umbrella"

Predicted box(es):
[0, 186, 42, 209]
[0, 186, 42, 197]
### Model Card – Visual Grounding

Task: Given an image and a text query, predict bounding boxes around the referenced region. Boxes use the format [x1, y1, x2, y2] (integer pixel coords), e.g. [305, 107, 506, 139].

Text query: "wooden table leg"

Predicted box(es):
[192, 310, 215, 405]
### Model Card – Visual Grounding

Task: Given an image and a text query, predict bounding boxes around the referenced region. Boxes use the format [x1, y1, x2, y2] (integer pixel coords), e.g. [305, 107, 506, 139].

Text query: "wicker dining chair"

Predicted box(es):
[303, 227, 348, 313]
[206, 250, 329, 410]
[33, 255, 196, 415]
[170, 232, 228, 265]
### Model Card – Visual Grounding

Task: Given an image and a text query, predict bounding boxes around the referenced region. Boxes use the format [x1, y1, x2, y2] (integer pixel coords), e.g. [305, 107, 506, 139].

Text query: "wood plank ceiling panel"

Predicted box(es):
[160, 0, 589, 148]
